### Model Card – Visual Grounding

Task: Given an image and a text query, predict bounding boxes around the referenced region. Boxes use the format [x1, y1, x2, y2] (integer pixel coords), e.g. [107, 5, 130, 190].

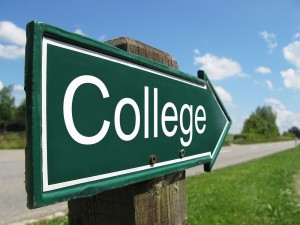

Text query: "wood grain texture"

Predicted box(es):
[106, 37, 179, 70]
[68, 37, 187, 225]
[134, 171, 187, 225]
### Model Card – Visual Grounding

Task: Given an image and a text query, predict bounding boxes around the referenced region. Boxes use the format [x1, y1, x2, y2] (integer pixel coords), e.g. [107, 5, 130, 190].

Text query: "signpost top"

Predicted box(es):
[25, 21, 231, 208]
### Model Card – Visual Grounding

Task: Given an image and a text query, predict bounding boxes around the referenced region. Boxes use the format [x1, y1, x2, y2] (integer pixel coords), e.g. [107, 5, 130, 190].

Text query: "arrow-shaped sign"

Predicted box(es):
[196, 70, 232, 172]
[25, 22, 231, 208]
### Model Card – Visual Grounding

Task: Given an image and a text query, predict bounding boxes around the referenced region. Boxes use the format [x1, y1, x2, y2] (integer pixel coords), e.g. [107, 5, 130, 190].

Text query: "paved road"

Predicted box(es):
[0, 140, 297, 225]
[187, 140, 298, 176]
[0, 151, 67, 225]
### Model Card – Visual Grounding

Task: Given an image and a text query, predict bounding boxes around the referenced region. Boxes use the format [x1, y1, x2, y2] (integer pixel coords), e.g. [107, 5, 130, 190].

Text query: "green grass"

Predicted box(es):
[27, 146, 300, 225]
[0, 131, 26, 149]
[27, 215, 68, 225]
[187, 146, 300, 225]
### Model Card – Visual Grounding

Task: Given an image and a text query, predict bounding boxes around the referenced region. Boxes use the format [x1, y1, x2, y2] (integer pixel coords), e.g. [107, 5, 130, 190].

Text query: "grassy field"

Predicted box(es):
[0, 131, 26, 149]
[187, 146, 300, 225]
[232, 134, 295, 145]
[27, 215, 68, 225]
[28, 146, 300, 225]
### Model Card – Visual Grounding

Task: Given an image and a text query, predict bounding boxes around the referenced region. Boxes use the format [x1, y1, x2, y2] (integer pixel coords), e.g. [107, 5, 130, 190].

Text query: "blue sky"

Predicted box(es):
[0, 0, 300, 134]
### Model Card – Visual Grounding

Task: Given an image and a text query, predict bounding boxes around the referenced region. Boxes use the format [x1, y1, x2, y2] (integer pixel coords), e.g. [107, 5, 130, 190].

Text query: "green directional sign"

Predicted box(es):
[25, 21, 231, 208]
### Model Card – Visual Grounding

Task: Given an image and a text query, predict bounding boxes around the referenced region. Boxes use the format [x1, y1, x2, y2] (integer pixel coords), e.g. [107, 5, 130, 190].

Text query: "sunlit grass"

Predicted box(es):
[0, 131, 26, 149]
[187, 146, 300, 225]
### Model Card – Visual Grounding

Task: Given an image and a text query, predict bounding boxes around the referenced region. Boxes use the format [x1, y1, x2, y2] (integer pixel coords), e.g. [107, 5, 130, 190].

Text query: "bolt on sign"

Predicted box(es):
[25, 21, 231, 208]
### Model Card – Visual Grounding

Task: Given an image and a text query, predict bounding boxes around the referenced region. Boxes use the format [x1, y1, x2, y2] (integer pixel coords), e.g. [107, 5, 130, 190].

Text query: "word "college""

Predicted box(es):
[63, 75, 207, 147]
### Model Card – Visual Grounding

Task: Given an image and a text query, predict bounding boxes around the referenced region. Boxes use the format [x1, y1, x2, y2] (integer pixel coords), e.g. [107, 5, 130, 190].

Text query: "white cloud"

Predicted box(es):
[293, 32, 300, 39]
[0, 21, 26, 45]
[255, 66, 271, 74]
[283, 41, 300, 68]
[259, 31, 277, 53]
[264, 98, 300, 133]
[264, 98, 285, 110]
[12, 89, 25, 106]
[0, 80, 3, 90]
[194, 53, 244, 80]
[253, 79, 264, 87]
[281, 40, 300, 89]
[99, 35, 106, 42]
[0, 44, 25, 59]
[280, 69, 300, 89]
[193, 48, 200, 55]
[265, 80, 273, 90]
[74, 29, 85, 36]
[13, 84, 24, 91]
[230, 116, 245, 134]
[0, 21, 25, 59]
[214, 86, 234, 108]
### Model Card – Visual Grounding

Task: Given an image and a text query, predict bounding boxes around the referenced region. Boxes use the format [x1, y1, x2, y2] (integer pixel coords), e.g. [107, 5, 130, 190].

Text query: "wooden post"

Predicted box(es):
[68, 37, 187, 225]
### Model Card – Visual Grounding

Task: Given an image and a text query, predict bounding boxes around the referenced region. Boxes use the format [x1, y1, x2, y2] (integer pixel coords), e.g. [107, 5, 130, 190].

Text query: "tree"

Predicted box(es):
[14, 99, 26, 127]
[242, 114, 269, 137]
[255, 106, 276, 123]
[242, 105, 279, 138]
[288, 126, 300, 138]
[0, 85, 15, 133]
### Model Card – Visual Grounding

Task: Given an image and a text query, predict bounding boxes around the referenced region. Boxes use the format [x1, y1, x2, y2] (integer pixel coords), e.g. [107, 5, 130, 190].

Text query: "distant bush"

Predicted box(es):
[241, 106, 279, 140]
[0, 131, 26, 149]
[282, 131, 296, 138]
[233, 133, 294, 144]
[233, 133, 259, 144]
[223, 134, 233, 146]
[0, 85, 26, 134]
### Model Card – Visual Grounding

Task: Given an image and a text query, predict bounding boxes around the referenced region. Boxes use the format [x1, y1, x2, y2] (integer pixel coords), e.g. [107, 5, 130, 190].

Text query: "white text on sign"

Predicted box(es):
[63, 75, 206, 147]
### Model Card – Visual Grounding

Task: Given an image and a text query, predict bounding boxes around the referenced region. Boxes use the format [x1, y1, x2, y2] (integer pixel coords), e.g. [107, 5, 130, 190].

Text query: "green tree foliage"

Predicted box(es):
[14, 99, 26, 127]
[0, 85, 15, 133]
[242, 115, 268, 136]
[282, 131, 295, 138]
[255, 106, 276, 123]
[242, 105, 279, 138]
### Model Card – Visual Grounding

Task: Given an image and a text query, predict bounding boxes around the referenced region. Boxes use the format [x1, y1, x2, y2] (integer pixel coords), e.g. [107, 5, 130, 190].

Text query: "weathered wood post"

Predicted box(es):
[68, 37, 187, 225]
